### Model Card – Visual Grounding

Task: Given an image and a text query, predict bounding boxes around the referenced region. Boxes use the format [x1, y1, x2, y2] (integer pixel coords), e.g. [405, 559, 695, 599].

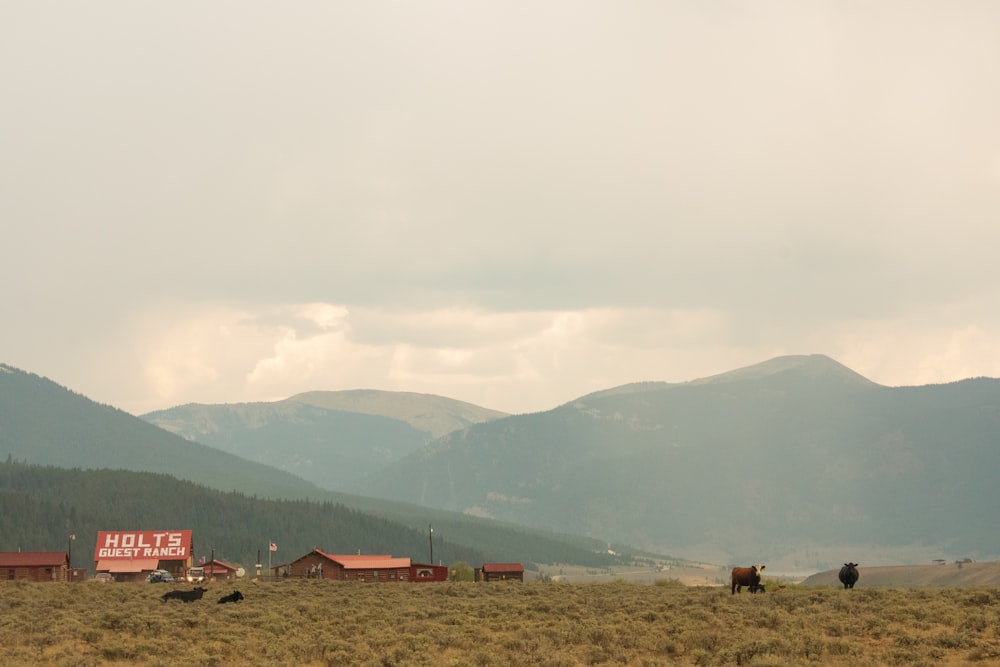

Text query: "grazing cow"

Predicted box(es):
[161, 586, 207, 603]
[838, 563, 859, 589]
[731, 564, 766, 594]
[218, 590, 244, 604]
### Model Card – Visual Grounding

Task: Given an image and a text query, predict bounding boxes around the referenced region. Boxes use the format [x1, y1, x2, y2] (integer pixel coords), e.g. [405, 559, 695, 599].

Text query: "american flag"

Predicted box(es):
[269, 542, 277, 552]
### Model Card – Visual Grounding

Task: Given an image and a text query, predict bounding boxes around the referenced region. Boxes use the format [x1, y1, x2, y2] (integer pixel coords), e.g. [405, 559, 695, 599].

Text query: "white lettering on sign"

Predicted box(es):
[94, 530, 191, 560]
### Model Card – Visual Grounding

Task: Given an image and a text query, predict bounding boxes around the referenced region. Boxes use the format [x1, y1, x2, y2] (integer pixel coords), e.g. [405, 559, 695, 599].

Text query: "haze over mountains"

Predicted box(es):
[5, 355, 1000, 572]
[142, 391, 505, 490]
[139, 354, 1000, 570]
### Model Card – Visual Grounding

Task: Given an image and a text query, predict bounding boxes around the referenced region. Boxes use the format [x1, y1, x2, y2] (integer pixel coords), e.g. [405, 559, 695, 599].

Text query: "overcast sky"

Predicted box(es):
[3, 1, 999, 416]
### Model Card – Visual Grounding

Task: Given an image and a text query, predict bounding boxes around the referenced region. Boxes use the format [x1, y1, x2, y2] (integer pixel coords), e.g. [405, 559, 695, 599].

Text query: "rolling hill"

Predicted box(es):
[0, 364, 329, 499]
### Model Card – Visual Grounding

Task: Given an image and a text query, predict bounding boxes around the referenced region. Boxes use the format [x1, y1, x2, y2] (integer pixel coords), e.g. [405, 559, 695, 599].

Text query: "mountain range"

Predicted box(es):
[5, 354, 1000, 571]
[141, 354, 1000, 570]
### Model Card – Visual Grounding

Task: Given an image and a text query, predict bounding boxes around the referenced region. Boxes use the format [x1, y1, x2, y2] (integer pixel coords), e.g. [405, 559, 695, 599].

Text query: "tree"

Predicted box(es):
[449, 561, 474, 582]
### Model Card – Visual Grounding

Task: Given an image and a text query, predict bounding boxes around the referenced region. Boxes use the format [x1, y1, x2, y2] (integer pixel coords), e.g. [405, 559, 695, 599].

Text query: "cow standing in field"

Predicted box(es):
[161, 586, 207, 603]
[839, 563, 859, 589]
[731, 564, 766, 594]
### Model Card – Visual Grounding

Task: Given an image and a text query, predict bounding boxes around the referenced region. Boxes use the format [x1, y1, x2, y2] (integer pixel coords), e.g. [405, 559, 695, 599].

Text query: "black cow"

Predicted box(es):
[839, 562, 859, 589]
[161, 586, 207, 603]
[731, 564, 765, 594]
[218, 590, 244, 604]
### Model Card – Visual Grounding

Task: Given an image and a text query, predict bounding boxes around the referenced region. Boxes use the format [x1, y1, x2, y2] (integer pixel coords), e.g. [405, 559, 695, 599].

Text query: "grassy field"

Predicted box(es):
[3, 579, 1000, 666]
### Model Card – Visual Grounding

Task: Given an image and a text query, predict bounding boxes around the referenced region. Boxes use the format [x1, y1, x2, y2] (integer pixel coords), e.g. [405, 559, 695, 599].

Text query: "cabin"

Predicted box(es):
[203, 558, 239, 581]
[275, 549, 446, 582]
[476, 562, 525, 582]
[1, 552, 70, 582]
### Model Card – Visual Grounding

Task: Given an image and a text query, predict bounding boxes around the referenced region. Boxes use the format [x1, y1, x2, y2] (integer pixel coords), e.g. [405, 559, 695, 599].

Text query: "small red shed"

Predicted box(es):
[203, 558, 239, 581]
[1, 551, 70, 582]
[409, 562, 448, 582]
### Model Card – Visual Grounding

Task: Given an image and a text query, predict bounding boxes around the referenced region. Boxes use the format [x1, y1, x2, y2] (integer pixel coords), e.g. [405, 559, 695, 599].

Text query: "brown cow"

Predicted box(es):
[731, 564, 765, 594]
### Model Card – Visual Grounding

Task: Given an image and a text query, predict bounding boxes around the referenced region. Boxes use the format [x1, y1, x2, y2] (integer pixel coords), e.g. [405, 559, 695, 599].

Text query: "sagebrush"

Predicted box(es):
[3, 580, 1000, 666]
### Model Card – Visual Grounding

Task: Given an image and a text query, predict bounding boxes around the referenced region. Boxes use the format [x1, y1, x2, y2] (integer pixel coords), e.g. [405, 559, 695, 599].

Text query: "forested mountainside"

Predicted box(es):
[0, 460, 627, 571]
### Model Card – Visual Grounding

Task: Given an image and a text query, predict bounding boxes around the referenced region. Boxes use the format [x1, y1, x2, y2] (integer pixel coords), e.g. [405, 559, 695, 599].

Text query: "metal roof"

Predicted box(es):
[331, 556, 411, 569]
[0, 551, 68, 567]
[314, 550, 411, 569]
[203, 559, 237, 573]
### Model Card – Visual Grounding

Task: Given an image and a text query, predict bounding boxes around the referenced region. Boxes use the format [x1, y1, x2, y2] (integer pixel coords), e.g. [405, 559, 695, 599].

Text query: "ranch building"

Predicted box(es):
[203, 558, 239, 581]
[275, 548, 446, 582]
[476, 562, 525, 582]
[94, 529, 194, 583]
[1, 551, 70, 582]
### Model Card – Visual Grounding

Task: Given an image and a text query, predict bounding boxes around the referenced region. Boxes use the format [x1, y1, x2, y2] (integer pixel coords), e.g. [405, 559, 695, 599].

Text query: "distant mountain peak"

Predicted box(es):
[284, 389, 508, 439]
[688, 354, 876, 386]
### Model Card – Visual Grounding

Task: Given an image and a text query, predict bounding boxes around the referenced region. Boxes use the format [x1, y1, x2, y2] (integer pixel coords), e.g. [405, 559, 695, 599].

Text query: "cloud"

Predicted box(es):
[94, 299, 995, 418]
[2, 2, 1000, 416]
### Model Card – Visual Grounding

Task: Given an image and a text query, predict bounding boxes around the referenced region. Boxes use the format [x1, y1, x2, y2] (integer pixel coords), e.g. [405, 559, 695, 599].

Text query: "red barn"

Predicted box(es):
[1, 552, 70, 582]
[476, 562, 525, 582]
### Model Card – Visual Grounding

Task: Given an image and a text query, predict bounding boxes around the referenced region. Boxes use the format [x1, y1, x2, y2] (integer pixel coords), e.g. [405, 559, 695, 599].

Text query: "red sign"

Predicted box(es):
[94, 530, 192, 560]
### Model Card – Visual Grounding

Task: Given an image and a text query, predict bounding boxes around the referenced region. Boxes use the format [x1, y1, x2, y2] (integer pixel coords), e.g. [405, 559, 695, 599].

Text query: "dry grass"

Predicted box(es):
[4, 579, 1000, 666]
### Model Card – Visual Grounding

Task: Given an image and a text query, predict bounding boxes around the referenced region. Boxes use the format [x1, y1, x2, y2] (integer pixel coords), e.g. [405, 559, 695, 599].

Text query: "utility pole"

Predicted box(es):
[429, 524, 434, 565]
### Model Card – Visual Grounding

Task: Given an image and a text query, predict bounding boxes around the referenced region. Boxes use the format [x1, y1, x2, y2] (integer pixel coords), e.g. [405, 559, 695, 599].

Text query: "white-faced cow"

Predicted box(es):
[838, 563, 859, 589]
[161, 586, 207, 603]
[731, 564, 765, 594]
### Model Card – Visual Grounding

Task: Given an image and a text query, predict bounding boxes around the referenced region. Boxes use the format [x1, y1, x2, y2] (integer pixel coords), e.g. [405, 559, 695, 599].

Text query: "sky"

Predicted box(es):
[3, 1, 1000, 417]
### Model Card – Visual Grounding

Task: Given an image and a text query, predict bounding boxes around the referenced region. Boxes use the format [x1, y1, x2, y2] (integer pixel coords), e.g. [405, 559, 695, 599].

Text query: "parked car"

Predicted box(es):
[92, 572, 114, 583]
[146, 569, 175, 583]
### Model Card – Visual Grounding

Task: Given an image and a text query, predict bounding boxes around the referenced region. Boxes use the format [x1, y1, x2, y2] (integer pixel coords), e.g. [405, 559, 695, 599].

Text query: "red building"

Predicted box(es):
[94, 530, 193, 582]
[276, 549, 447, 582]
[203, 558, 240, 581]
[409, 562, 448, 582]
[1, 552, 70, 582]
